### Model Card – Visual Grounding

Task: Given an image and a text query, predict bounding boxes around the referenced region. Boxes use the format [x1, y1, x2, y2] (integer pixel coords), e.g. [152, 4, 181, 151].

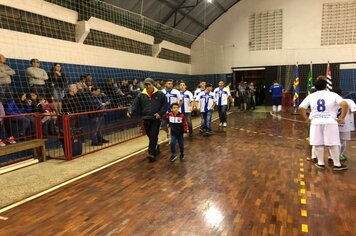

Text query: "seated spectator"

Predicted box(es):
[76, 75, 86, 91]
[129, 79, 143, 97]
[36, 96, 58, 135]
[89, 86, 110, 146]
[6, 93, 35, 137]
[48, 63, 67, 113]
[84, 74, 94, 91]
[0, 54, 15, 104]
[26, 59, 49, 97]
[118, 79, 132, 106]
[62, 84, 81, 129]
[28, 92, 39, 111]
[0, 101, 16, 146]
[102, 78, 121, 108]
[62, 84, 80, 114]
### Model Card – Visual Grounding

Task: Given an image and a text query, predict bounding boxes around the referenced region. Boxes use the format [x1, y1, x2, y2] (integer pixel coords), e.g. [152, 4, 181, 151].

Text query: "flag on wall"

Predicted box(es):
[293, 64, 300, 112]
[307, 63, 313, 95]
[326, 62, 332, 91]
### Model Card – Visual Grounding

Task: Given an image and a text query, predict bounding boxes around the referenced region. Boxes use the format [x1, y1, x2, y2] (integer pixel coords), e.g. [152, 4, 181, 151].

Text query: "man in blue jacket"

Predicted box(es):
[127, 78, 167, 162]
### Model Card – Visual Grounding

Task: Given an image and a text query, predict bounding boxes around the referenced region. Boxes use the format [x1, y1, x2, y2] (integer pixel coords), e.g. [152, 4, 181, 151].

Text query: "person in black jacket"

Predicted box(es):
[127, 77, 167, 162]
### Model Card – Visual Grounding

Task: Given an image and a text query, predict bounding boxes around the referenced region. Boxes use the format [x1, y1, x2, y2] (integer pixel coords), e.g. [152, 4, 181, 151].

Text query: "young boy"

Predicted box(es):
[167, 103, 188, 162]
[195, 83, 215, 136]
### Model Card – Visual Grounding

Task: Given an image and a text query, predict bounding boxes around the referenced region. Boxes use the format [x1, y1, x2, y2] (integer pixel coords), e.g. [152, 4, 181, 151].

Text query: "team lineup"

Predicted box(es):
[128, 76, 355, 170]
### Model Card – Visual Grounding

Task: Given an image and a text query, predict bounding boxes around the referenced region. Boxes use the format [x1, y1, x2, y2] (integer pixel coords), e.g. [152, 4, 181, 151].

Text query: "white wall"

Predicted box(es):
[0, 0, 191, 74]
[191, 0, 356, 74]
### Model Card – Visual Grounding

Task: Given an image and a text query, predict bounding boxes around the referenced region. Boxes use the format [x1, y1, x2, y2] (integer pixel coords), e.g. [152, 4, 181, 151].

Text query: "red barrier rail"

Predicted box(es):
[0, 107, 144, 162]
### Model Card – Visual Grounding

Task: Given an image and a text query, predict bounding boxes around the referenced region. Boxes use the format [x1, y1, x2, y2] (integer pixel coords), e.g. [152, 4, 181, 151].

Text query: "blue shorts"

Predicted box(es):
[272, 97, 282, 106]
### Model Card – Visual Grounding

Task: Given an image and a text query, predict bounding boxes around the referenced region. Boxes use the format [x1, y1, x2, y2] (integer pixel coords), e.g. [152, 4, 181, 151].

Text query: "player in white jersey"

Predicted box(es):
[299, 76, 348, 171]
[195, 83, 215, 136]
[214, 81, 231, 127]
[193, 81, 206, 111]
[161, 80, 182, 141]
[179, 82, 194, 136]
[338, 98, 356, 161]
[161, 80, 182, 113]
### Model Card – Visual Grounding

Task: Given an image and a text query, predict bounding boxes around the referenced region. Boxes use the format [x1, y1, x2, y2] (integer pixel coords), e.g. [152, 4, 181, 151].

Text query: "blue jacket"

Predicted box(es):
[6, 100, 32, 115]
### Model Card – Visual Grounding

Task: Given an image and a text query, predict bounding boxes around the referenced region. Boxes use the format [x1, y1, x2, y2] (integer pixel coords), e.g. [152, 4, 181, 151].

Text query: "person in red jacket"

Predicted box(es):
[167, 103, 188, 162]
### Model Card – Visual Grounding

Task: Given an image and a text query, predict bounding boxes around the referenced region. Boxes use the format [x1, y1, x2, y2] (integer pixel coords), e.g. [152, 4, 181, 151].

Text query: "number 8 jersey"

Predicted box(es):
[299, 90, 344, 125]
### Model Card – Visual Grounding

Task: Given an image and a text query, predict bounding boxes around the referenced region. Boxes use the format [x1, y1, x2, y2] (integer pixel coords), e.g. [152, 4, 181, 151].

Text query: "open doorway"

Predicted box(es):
[233, 69, 266, 106]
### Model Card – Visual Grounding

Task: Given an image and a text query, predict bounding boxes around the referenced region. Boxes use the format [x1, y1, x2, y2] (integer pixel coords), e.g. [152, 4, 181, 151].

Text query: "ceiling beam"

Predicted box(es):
[157, 0, 205, 28]
[212, 0, 226, 12]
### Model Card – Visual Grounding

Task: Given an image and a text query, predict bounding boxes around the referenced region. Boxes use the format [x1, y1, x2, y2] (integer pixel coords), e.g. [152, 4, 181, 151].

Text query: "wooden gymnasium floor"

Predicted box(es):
[0, 109, 355, 235]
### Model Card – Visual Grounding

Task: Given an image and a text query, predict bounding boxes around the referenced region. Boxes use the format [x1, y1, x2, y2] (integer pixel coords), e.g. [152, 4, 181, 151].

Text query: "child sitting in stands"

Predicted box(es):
[37, 97, 58, 135]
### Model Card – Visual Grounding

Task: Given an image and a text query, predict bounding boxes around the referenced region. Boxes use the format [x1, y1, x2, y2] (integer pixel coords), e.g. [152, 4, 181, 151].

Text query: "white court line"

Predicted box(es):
[269, 112, 307, 123]
[0, 115, 222, 214]
[0, 216, 8, 220]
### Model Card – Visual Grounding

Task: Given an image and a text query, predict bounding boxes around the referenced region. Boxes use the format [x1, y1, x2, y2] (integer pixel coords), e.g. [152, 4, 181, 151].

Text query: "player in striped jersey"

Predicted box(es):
[195, 83, 215, 136]
[179, 82, 194, 136]
[161, 80, 182, 141]
[299, 76, 348, 171]
[214, 81, 231, 127]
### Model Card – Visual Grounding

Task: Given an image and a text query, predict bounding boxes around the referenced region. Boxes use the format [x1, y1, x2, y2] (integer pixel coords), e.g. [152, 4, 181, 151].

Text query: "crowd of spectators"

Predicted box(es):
[0, 54, 145, 146]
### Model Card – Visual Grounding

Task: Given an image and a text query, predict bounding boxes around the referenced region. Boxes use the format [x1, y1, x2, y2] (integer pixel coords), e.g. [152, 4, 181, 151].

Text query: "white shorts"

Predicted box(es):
[340, 131, 351, 141]
[310, 124, 340, 146]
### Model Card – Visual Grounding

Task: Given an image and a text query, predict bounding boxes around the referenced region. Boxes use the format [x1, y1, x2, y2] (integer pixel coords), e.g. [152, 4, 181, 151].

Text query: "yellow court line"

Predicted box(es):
[300, 168, 304, 172]
[301, 210, 308, 217]
[300, 181, 305, 186]
[301, 198, 307, 204]
[300, 189, 306, 194]
[302, 224, 309, 232]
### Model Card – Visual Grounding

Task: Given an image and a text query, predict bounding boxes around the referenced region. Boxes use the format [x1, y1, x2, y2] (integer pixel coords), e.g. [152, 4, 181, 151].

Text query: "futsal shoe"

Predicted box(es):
[205, 131, 213, 136]
[223, 122, 227, 127]
[147, 154, 156, 163]
[180, 154, 185, 160]
[101, 139, 110, 143]
[314, 163, 325, 169]
[219, 122, 222, 127]
[170, 154, 178, 162]
[306, 157, 317, 163]
[333, 164, 348, 171]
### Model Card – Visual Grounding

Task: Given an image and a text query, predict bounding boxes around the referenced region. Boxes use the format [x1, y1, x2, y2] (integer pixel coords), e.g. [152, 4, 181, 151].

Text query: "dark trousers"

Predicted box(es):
[90, 116, 104, 144]
[12, 116, 35, 136]
[170, 133, 184, 155]
[217, 105, 228, 123]
[143, 119, 161, 156]
[183, 112, 193, 134]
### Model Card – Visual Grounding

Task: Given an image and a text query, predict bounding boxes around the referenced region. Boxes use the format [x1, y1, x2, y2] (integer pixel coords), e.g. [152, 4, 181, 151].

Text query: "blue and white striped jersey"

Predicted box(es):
[195, 91, 215, 112]
[213, 87, 231, 106]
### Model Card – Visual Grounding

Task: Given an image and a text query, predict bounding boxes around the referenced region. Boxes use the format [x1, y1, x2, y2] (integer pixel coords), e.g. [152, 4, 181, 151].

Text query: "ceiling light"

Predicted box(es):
[207, 0, 213, 3]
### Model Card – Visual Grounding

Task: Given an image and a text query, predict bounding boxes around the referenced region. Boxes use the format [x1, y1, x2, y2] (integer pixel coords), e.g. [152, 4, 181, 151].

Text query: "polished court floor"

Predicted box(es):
[0, 110, 355, 235]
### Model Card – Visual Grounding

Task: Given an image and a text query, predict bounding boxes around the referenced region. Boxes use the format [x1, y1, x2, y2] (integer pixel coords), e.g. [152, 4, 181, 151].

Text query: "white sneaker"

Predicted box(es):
[8, 136, 16, 144]
[223, 122, 227, 127]
[0, 139, 6, 147]
[219, 122, 222, 127]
